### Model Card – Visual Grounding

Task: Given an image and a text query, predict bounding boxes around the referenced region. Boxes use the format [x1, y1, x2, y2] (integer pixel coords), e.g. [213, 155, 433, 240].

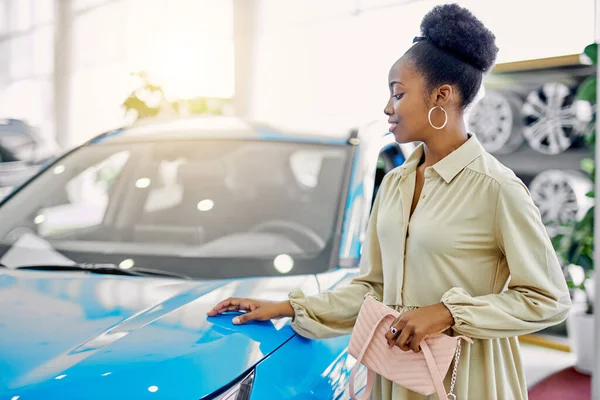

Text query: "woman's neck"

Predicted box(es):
[421, 123, 469, 167]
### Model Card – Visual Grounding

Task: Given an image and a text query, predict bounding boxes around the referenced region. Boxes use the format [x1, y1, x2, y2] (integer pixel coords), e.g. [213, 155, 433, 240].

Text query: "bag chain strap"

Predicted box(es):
[446, 339, 462, 400]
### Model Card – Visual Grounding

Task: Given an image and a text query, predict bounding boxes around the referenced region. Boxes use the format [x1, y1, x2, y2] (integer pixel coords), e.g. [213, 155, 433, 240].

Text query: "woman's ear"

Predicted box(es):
[435, 84, 453, 106]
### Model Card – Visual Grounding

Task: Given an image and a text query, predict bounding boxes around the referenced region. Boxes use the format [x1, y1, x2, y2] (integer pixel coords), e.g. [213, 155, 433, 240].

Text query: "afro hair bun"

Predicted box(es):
[420, 4, 498, 72]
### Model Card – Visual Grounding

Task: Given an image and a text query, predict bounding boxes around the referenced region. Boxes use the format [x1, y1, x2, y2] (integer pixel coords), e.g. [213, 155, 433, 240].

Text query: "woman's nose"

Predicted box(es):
[384, 103, 393, 116]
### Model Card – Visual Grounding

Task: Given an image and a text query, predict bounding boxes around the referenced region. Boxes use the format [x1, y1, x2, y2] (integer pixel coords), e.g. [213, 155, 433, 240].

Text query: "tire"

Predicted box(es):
[522, 82, 593, 155]
[528, 169, 593, 235]
[467, 90, 525, 154]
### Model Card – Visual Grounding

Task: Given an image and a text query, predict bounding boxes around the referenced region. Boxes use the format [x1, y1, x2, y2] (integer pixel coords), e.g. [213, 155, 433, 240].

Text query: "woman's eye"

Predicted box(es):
[393, 94, 404, 100]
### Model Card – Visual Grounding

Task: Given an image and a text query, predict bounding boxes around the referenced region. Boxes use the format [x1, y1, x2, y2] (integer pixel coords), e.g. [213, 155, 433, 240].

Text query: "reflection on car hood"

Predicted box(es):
[0, 269, 322, 399]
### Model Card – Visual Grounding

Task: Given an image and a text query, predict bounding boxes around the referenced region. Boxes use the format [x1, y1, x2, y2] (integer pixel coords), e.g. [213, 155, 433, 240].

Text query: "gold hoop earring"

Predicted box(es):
[428, 106, 448, 130]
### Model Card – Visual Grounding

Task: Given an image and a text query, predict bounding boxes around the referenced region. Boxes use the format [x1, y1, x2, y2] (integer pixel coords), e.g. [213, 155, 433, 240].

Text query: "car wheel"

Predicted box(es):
[522, 82, 593, 155]
[467, 90, 524, 154]
[528, 169, 593, 235]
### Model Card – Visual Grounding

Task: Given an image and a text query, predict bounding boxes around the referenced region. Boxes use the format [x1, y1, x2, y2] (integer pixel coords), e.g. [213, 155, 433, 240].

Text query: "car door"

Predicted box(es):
[309, 134, 414, 399]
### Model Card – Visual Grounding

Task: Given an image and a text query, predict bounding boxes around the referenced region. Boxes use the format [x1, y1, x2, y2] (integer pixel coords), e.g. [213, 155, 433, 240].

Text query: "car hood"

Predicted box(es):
[0, 269, 325, 399]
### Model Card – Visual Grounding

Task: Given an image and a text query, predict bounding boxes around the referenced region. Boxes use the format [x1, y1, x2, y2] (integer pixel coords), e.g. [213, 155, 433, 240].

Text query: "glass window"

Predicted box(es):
[73, 1, 126, 69]
[124, 0, 234, 99]
[143, 159, 185, 213]
[36, 150, 131, 237]
[73, 8, 104, 69]
[72, 0, 107, 12]
[0, 0, 8, 36]
[0, 139, 351, 278]
[144, 0, 233, 38]
[8, 0, 32, 33]
[33, 0, 54, 25]
[134, 141, 347, 247]
[33, 25, 54, 76]
[302, 0, 360, 21]
[289, 149, 343, 188]
[9, 36, 33, 80]
[0, 41, 9, 87]
[70, 62, 134, 143]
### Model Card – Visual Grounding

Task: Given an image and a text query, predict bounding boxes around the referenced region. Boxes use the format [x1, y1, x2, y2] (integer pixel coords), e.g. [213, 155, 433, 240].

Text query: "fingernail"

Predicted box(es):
[232, 317, 240, 324]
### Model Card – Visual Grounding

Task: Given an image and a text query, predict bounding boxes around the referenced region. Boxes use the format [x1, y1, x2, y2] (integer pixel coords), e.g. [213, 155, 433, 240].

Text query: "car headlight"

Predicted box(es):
[213, 370, 255, 400]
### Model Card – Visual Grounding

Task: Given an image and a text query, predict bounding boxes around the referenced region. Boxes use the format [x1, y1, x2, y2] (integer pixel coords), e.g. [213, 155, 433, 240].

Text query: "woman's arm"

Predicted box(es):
[288, 176, 389, 339]
[440, 177, 572, 339]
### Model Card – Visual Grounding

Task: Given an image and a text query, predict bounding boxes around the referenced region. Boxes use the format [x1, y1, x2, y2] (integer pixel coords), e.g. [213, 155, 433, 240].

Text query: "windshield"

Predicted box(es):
[0, 138, 352, 279]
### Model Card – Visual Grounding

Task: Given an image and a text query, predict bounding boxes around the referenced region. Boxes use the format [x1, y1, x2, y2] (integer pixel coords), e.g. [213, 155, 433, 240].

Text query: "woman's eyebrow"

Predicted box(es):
[389, 81, 404, 89]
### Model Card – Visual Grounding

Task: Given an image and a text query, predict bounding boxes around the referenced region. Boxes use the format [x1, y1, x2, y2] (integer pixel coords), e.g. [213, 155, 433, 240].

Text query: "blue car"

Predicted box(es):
[0, 117, 414, 399]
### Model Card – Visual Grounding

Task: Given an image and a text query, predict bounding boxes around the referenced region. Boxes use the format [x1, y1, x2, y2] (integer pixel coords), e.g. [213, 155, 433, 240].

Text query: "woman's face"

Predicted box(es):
[384, 59, 447, 144]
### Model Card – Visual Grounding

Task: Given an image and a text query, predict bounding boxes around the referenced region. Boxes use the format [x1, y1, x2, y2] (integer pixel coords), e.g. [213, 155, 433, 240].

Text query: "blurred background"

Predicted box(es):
[0, 0, 595, 147]
[1, 0, 599, 398]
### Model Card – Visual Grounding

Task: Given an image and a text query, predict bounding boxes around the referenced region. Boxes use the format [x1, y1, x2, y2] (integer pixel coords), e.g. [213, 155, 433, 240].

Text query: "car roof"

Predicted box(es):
[90, 116, 354, 146]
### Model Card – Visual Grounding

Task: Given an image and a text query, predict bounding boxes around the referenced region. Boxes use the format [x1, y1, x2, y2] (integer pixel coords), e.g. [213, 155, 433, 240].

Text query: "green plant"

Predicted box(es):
[122, 72, 173, 120]
[122, 71, 230, 122]
[551, 43, 597, 314]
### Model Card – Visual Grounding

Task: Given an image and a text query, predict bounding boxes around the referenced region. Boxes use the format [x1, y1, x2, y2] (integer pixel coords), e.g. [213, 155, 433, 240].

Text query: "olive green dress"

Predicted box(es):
[288, 134, 572, 400]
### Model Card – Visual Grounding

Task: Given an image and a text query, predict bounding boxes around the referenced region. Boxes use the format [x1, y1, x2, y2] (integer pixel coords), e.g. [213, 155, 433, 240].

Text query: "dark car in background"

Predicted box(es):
[0, 119, 59, 198]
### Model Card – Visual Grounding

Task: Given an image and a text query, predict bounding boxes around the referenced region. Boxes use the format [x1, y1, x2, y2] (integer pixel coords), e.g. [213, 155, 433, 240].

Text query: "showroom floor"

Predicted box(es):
[521, 342, 576, 388]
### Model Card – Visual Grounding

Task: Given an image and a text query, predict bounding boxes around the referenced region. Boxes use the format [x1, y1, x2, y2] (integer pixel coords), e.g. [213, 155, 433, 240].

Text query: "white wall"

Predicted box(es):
[249, 0, 595, 135]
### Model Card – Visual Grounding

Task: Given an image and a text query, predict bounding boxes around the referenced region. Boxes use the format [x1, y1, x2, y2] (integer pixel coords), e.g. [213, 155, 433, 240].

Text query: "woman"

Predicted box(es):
[208, 4, 572, 399]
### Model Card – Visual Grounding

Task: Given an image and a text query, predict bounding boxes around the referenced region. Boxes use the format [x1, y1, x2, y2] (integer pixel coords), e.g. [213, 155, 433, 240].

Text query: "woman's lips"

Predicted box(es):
[389, 123, 398, 132]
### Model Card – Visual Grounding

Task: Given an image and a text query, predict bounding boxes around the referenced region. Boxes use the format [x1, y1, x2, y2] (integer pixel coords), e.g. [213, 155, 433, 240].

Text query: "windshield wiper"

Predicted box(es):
[15, 263, 190, 279]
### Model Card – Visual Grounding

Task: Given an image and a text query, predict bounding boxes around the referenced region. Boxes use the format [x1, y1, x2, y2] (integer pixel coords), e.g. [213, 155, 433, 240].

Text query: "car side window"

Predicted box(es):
[371, 144, 406, 209]
[0, 143, 16, 163]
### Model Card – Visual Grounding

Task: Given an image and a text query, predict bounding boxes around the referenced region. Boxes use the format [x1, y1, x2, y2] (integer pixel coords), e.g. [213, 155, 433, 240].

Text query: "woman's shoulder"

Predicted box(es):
[371, 167, 406, 202]
[465, 151, 533, 209]
[465, 150, 521, 187]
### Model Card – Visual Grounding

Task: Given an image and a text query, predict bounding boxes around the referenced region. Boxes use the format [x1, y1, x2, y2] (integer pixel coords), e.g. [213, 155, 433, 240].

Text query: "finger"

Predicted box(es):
[233, 310, 262, 325]
[208, 298, 256, 316]
[207, 298, 236, 316]
[385, 326, 399, 348]
[385, 319, 405, 348]
[395, 325, 413, 352]
[410, 332, 425, 353]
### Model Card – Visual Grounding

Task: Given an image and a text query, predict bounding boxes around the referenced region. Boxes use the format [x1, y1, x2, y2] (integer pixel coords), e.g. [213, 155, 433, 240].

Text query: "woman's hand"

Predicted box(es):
[207, 297, 295, 325]
[384, 303, 455, 353]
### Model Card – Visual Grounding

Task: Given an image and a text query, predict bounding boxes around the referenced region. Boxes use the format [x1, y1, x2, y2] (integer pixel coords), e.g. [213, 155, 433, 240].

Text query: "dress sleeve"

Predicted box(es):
[441, 177, 572, 339]
[288, 176, 389, 339]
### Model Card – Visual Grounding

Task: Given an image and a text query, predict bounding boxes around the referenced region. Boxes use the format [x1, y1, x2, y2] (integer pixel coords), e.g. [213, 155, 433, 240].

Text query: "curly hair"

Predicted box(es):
[406, 4, 499, 108]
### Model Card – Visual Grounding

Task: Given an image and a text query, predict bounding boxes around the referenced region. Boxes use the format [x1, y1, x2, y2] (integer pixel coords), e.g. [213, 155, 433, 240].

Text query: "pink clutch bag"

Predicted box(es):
[348, 294, 473, 400]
